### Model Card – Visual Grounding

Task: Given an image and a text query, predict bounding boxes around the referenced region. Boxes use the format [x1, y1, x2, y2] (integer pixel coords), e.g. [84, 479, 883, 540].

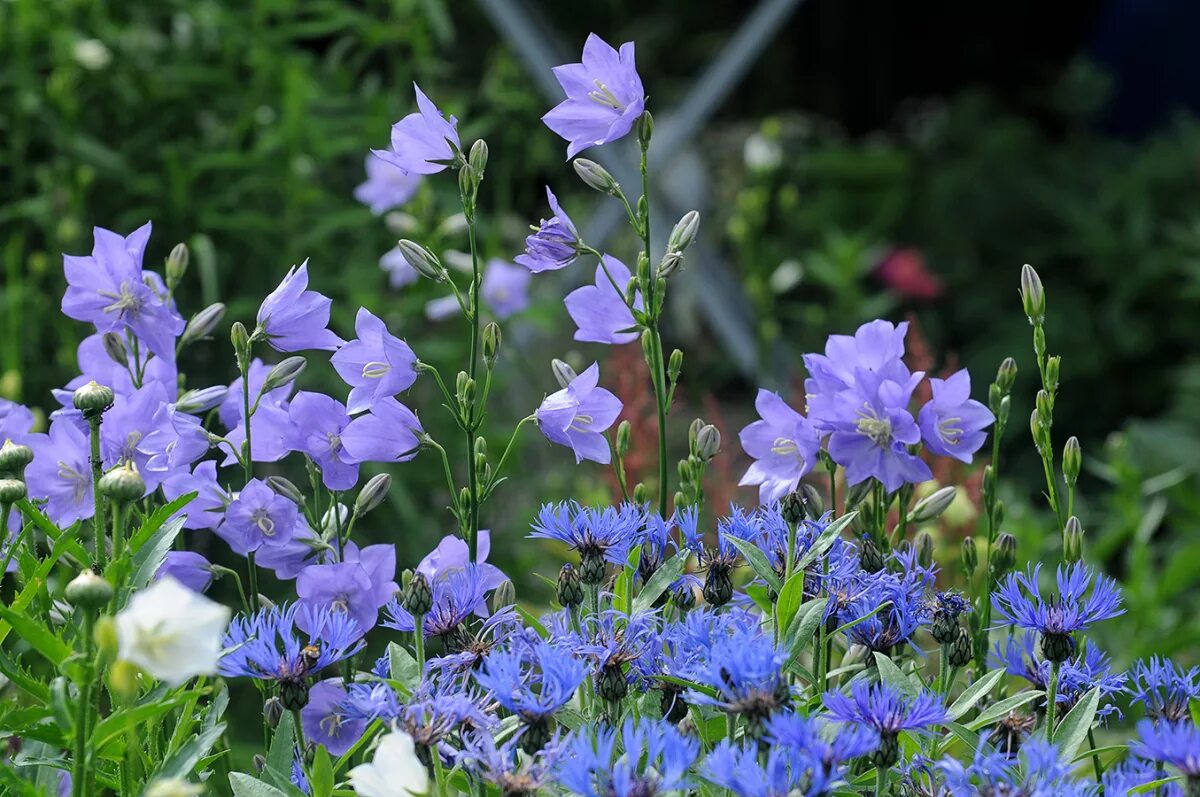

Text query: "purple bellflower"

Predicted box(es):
[296, 543, 397, 639]
[355, 154, 421, 214]
[535, 362, 623, 464]
[25, 416, 94, 525]
[564, 255, 642, 344]
[61, 222, 185, 363]
[154, 551, 215, 593]
[331, 308, 419, 414]
[737, 390, 822, 504]
[516, 187, 580, 273]
[542, 34, 646, 158]
[287, 392, 360, 490]
[339, 397, 423, 465]
[302, 678, 367, 757]
[917, 370, 994, 462]
[161, 460, 230, 531]
[372, 84, 461, 175]
[256, 261, 344, 353]
[481, 258, 532, 320]
[216, 477, 300, 556]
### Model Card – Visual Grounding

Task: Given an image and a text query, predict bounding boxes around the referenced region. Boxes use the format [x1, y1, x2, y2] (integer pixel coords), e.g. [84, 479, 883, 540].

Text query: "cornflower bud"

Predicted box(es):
[995, 357, 1018, 395]
[615, 420, 631, 458]
[992, 533, 1018, 575]
[702, 564, 733, 607]
[916, 531, 934, 570]
[402, 572, 433, 617]
[354, 474, 391, 516]
[174, 386, 228, 415]
[1062, 436, 1081, 488]
[551, 359, 577, 389]
[1063, 516, 1084, 563]
[0, 478, 27, 505]
[73, 381, 114, 417]
[667, 210, 700, 255]
[397, 239, 447, 282]
[65, 570, 114, 608]
[468, 139, 489, 176]
[267, 476, 305, 504]
[800, 483, 824, 520]
[696, 424, 721, 461]
[0, 440, 34, 476]
[101, 332, 128, 367]
[948, 626, 973, 667]
[99, 462, 145, 503]
[165, 242, 189, 285]
[556, 563, 583, 608]
[482, 322, 501, 367]
[181, 303, 226, 347]
[573, 158, 619, 194]
[596, 662, 628, 703]
[961, 537, 978, 575]
[1019, 264, 1045, 324]
[780, 491, 806, 526]
[907, 486, 957, 524]
[859, 537, 884, 574]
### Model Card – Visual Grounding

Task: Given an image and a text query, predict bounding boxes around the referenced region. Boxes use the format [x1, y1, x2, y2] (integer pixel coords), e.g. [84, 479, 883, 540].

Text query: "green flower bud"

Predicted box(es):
[615, 420, 631, 458]
[579, 550, 606, 586]
[0, 478, 27, 504]
[1045, 356, 1061, 393]
[98, 462, 145, 503]
[657, 251, 683, 279]
[468, 139, 489, 176]
[860, 537, 884, 573]
[165, 242, 189, 285]
[279, 677, 310, 711]
[695, 424, 721, 462]
[1019, 264, 1045, 324]
[872, 732, 901, 769]
[637, 111, 654, 145]
[1035, 390, 1054, 428]
[263, 696, 284, 728]
[961, 536, 978, 575]
[1039, 631, 1074, 664]
[65, 570, 114, 608]
[262, 356, 307, 394]
[519, 718, 552, 754]
[640, 329, 654, 363]
[230, 321, 251, 361]
[73, 381, 114, 416]
[1062, 436, 1081, 488]
[94, 616, 118, 661]
[992, 532, 1018, 575]
[624, 276, 640, 308]
[668, 349, 683, 383]
[633, 483, 648, 505]
[174, 386, 228, 415]
[402, 571, 433, 617]
[101, 332, 129, 367]
[667, 210, 700, 255]
[491, 579, 516, 613]
[800, 483, 824, 520]
[551, 359, 577, 389]
[482, 322, 501, 367]
[673, 491, 689, 509]
[780, 491, 806, 526]
[996, 357, 1018, 395]
[396, 239, 447, 282]
[596, 663, 628, 703]
[556, 563, 584, 608]
[181, 303, 226, 347]
[702, 565, 733, 607]
[573, 158, 619, 194]
[948, 626, 973, 667]
[907, 486, 957, 524]
[916, 530, 935, 570]
[0, 440, 34, 476]
[458, 165, 475, 205]
[354, 473, 391, 516]
[267, 476, 305, 504]
[845, 480, 872, 511]
[1063, 516, 1084, 563]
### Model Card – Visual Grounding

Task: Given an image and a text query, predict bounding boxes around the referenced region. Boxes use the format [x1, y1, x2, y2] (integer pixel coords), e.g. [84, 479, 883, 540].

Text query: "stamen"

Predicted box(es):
[586, 80, 626, 112]
[362, 361, 390, 379]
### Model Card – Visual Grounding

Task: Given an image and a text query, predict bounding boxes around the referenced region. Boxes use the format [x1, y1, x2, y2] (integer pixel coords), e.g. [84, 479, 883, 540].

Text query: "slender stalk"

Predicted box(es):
[246, 552, 260, 614]
[875, 766, 886, 797]
[413, 617, 426, 673]
[110, 503, 125, 562]
[88, 419, 106, 570]
[463, 181, 483, 562]
[1045, 660, 1061, 736]
[1087, 728, 1104, 782]
[826, 458, 838, 516]
[71, 612, 95, 797]
[293, 708, 307, 758]
[484, 415, 535, 498]
[0, 508, 33, 577]
[238, 354, 260, 612]
[422, 436, 463, 524]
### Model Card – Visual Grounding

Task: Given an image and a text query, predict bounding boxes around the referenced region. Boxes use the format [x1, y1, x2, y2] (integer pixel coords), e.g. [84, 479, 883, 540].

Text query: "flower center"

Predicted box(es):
[587, 80, 626, 112]
[122, 430, 144, 461]
[855, 407, 893, 446]
[332, 593, 350, 613]
[327, 432, 343, 454]
[362, 361, 390, 380]
[937, 416, 963, 445]
[251, 508, 276, 537]
[98, 281, 145, 320]
[57, 461, 90, 504]
[770, 436, 804, 462]
[569, 413, 594, 432]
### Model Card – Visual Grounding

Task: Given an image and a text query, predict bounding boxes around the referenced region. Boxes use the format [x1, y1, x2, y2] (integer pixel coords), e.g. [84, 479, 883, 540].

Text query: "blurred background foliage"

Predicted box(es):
[3, 0, 1200, 663]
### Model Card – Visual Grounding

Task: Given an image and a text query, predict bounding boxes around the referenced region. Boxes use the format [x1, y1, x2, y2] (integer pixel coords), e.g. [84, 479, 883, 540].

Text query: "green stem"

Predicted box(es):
[463, 186, 483, 562]
[110, 502, 125, 563]
[247, 551, 260, 614]
[1045, 660, 1061, 737]
[240, 355, 253, 486]
[413, 617, 426, 674]
[875, 766, 886, 797]
[88, 419, 105, 570]
[826, 458, 838, 516]
[1087, 727, 1104, 782]
[71, 612, 95, 797]
[293, 708, 307, 758]
[483, 415, 535, 499]
[423, 437, 463, 527]
[0, 506, 33, 577]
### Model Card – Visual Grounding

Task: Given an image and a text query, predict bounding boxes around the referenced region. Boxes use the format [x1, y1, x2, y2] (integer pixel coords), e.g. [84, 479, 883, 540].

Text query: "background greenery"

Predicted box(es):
[3, 0, 1200, 667]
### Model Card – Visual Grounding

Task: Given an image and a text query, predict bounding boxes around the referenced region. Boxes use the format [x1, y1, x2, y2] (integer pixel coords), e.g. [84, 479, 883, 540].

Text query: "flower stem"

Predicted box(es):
[1045, 660, 1061, 737]
[246, 551, 260, 614]
[1087, 727, 1104, 782]
[413, 617, 426, 673]
[71, 611, 95, 797]
[88, 418, 106, 570]
[462, 181, 483, 562]
[875, 766, 886, 797]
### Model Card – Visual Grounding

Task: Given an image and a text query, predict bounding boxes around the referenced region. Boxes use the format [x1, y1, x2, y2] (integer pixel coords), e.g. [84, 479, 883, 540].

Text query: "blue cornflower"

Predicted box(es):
[688, 624, 790, 734]
[384, 564, 494, 641]
[992, 630, 1128, 722]
[992, 563, 1125, 663]
[634, 507, 694, 586]
[428, 608, 526, 676]
[462, 731, 561, 795]
[474, 639, 585, 727]
[219, 603, 363, 710]
[938, 738, 1091, 797]
[575, 609, 659, 705]
[839, 570, 929, 655]
[1130, 656, 1200, 724]
[341, 681, 403, 723]
[928, 590, 972, 644]
[557, 719, 698, 797]
[530, 502, 641, 585]
[702, 741, 836, 797]
[398, 687, 495, 753]
[823, 681, 949, 767]
[765, 712, 878, 774]
[1103, 758, 1184, 797]
[1135, 720, 1200, 782]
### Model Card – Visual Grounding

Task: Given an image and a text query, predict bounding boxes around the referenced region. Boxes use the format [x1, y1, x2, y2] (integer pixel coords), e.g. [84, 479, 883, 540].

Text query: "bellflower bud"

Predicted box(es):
[992, 533, 1018, 575]
[262, 356, 307, 394]
[615, 420, 631, 458]
[175, 385, 229, 415]
[667, 210, 700, 255]
[491, 579, 516, 613]
[551, 359, 577, 389]
[668, 349, 683, 383]
[800, 483, 824, 520]
[458, 165, 475, 205]
[556, 563, 584, 608]
[916, 531, 934, 570]
[468, 139, 489, 176]
[961, 537, 978, 575]
[101, 332, 129, 367]
[0, 478, 27, 505]
[845, 480, 872, 511]
[66, 570, 114, 609]
[354, 474, 391, 517]
[633, 483, 648, 505]
[482, 322, 501, 367]
[1035, 390, 1054, 428]
[573, 158, 619, 194]
[1063, 516, 1084, 563]
[637, 111, 654, 145]
[73, 381, 114, 416]
[108, 660, 139, 701]
[266, 476, 305, 505]
[696, 424, 721, 461]
[657, 251, 683, 279]
[1045, 356, 1061, 393]
[165, 242, 189, 285]
[908, 486, 957, 524]
[397, 239, 447, 283]
[0, 440, 34, 477]
[996, 357, 1018, 395]
[1019, 264, 1045, 324]
[98, 462, 145, 503]
[181, 303, 226, 347]
[1062, 436, 1081, 488]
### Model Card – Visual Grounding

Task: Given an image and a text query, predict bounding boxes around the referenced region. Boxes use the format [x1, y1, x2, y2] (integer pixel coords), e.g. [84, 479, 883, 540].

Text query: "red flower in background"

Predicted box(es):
[876, 247, 944, 301]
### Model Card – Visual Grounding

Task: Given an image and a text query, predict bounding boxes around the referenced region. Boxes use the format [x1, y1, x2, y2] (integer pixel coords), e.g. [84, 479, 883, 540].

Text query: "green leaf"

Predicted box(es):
[229, 773, 290, 797]
[1051, 686, 1100, 760]
[632, 549, 690, 615]
[0, 647, 50, 701]
[785, 598, 828, 660]
[515, 606, 549, 639]
[130, 516, 187, 590]
[967, 690, 1044, 730]
[153, 724, 226, 781]
[743, 583, 774, 614]
[872, 652, 918, 698]
[723, 535, 782, 593]
[1132, 777, 1183, 794]
[0, 606, 70, 666]
[944, 721, 982, 751]
[93, 694, 189, 754]
[796, 511, 859, 571]
[269, 710, 296, 776]
[387, 642, 421, 697]
[310, 745, 334, 797]
[831, 600, 892, 637]
[0, 525, 80, 646]
[948, 668, 1006, 720]
[775, 571, 806, 632]
[128, 492, 196, 553]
